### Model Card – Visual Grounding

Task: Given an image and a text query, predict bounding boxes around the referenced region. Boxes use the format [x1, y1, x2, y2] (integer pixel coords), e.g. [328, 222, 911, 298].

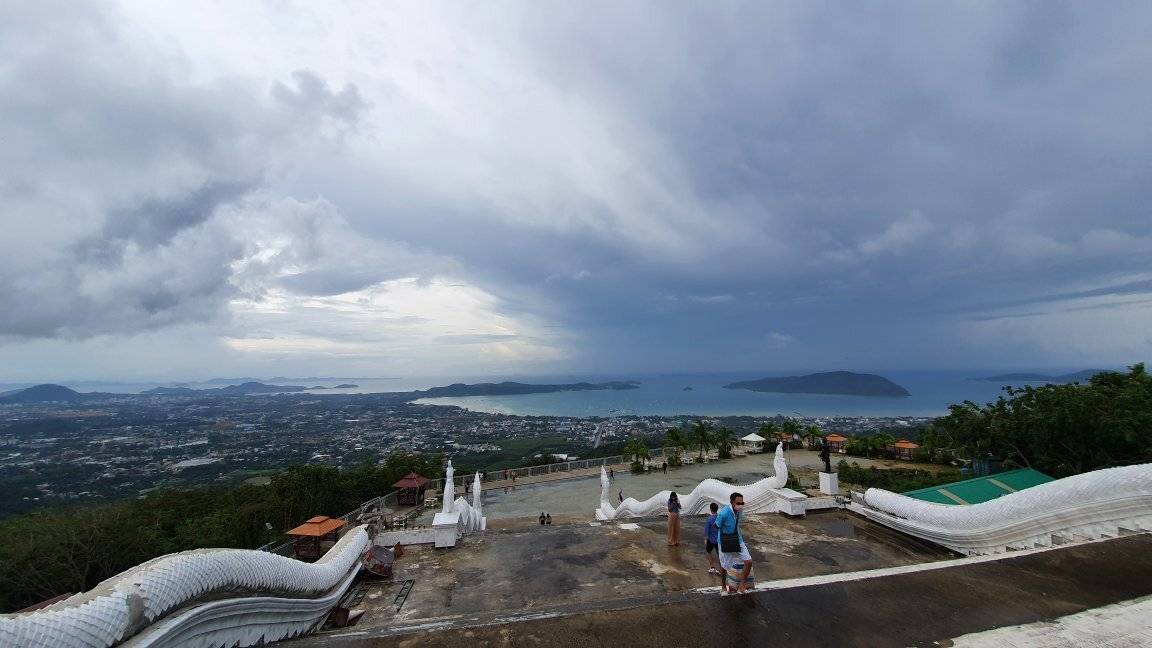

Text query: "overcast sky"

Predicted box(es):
[2, 1, 1150, 382]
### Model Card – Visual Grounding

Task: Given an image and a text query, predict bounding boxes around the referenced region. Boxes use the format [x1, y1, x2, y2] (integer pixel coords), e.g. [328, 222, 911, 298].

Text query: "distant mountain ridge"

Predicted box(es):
[973, 369, 1108, 383]
[0, 384, 84, 403]
[142, 382, 308, 396]
[723, 371, 911, 397]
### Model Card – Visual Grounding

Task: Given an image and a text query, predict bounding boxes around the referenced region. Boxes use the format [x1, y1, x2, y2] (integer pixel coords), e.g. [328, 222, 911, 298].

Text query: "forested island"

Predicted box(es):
[724, 371, 910, 397]
[412, 381, 640, 398]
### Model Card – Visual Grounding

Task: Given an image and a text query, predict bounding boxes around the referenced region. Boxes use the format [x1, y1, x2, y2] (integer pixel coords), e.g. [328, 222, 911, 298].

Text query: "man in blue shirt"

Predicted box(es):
[704, 502, 720, 575]
[716, 491, 753, 594]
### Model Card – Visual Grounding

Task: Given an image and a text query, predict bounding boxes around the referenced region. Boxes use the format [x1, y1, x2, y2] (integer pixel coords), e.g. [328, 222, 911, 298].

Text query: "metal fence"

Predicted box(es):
[421, 447, 669, 492]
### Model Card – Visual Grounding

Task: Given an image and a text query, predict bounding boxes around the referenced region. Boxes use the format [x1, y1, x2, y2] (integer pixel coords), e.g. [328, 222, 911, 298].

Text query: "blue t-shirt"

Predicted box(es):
[715, 504, 743, 546]
[704, 514, 719, 544]
[668, 498, 681, 513]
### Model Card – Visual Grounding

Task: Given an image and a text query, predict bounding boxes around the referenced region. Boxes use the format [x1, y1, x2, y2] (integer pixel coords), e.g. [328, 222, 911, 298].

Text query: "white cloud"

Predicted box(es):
[962, 296, 1152, 364]
[766, 332, 796, 348]
[226, 278, 568, 372]
[858, 210, 932, 256]
[689, 294, 735, 304]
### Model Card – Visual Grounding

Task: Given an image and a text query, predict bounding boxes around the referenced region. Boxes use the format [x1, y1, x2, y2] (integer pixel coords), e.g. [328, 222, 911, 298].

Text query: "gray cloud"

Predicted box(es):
[3, 1, 1151, 377]
[0, 3, 379, 341]
[435, 334, 522, 345]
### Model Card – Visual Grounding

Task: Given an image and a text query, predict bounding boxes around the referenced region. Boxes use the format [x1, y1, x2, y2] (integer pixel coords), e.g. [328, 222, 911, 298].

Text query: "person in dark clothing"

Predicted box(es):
[704, 502, 721, 575]
[666, 491, 682, 546]
[539, 512, 546, 525]
[545, 513, 552, 525]
[662, 461, 668, 474]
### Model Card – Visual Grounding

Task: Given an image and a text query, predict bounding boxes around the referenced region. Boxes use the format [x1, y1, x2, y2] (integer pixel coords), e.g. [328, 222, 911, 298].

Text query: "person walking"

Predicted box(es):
[666, 491, 682, 546]
[609, 467, 614, 481]
[618, 489, 624, 503]
[662, 460, 668, 474]
[539, 512, 546, 525]
[704, 502, 721, 575]
[716, 492, 753, 594]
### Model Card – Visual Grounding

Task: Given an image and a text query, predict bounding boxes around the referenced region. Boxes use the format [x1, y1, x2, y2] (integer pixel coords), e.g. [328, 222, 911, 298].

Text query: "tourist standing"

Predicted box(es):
[716, 492, 753, 594]
[539, 512, 546, 525]
[662, 460, 667, 474]
[666, 491, 682, 546]
[609, 467, 614, 481]
[618, 489, 624, 503]
[545, 513, 552, 525]
[704, 502, 720, 575]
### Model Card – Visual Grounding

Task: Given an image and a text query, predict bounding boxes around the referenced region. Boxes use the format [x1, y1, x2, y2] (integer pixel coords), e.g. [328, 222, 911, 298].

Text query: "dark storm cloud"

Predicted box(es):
[74, 182, 253, 266]
[963, 279, 1152, 317]
[322, 1, 1152, 369]
[4, 1, 1151, 373]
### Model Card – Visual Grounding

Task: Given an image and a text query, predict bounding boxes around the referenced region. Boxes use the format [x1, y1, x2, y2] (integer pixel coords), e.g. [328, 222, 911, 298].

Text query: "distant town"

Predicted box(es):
[0, 388, 930, 518]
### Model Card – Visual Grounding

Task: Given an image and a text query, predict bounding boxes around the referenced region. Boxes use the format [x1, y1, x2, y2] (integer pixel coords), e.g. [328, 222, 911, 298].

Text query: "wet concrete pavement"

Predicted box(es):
[291, 510, 955, 645]
[293, 533, 1152, 648]
[416, 449, 945, 526]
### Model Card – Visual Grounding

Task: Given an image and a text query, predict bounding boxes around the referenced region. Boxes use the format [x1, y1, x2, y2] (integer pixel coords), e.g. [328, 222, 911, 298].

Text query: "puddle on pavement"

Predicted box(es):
[815, 518, 857, 538]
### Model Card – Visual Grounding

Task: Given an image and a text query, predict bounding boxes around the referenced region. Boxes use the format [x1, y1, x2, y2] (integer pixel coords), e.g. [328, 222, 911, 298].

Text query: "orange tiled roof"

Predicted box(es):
[825, 434, 848, 442]
[286, 515, 346, 537]
[894, 440, 920, 449]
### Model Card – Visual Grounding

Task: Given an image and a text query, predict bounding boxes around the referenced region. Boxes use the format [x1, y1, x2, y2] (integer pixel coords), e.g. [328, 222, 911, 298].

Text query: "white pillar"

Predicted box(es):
[441, 460, 455, 514]
[472, 472, 482, 511]
[819, 471, 839, 495]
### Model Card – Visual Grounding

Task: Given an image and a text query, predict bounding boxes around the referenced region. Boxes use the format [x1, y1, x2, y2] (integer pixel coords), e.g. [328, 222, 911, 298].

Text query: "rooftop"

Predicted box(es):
[291, 533, 1152, 647]
[287, 516, 346, 537]
[901, 467, 1054, 505]
[289, 509, 955, 645]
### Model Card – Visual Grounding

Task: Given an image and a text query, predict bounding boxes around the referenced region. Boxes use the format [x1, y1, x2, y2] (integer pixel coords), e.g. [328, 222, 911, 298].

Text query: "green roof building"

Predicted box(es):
[901, 467, 1054, 505]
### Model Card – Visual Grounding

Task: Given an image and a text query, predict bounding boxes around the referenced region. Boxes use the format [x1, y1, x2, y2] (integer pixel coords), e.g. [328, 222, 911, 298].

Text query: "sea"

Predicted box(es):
[5, 369, 1106, 419]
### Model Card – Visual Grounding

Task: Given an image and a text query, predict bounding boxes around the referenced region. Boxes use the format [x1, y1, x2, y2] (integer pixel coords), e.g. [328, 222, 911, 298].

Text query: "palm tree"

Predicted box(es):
[714, 427, 735, 459]
[780, 418, 802, 445]
[691, 420, 714, 459]
[663, 427, 687, 466]
[624, 437, 649, 463]
[803, 425, 823, 450]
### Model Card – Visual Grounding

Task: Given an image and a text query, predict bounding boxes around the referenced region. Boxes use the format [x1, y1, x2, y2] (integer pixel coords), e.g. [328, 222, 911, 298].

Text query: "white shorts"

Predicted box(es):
[719, 541, 751, 570]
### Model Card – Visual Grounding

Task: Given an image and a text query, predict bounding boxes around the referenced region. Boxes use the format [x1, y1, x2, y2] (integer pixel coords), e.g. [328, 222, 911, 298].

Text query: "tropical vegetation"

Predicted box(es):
[624, 437, 650, 473]
[0, 451, 440, 613]
[928, 364, 1152, 477]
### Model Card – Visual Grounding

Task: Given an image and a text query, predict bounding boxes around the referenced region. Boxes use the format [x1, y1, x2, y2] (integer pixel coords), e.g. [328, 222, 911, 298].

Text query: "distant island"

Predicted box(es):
[973, 370, 1107, 384]
[412, 381, 639, 399]
[333, 384, 359, 389]
[683, 386, 694, 391]
[724, 371, 910, 397]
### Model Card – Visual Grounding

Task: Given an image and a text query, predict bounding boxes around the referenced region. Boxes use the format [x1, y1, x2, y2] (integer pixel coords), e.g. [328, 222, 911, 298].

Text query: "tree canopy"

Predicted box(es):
[932, 364, 1152, 477]
[0, 451, 439, 613]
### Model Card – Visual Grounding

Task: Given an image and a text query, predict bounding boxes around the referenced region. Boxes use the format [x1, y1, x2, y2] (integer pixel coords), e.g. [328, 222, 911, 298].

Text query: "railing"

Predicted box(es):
[260, 447, 674, 554]
[421, 448, 670, 492]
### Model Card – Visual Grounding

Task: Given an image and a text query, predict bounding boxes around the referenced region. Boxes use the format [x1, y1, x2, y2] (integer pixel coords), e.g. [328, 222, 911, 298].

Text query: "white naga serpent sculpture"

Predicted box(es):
[596, 442, 790, 520]
[0, 526, 370, 648]
[851, 463, 1152, 555]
